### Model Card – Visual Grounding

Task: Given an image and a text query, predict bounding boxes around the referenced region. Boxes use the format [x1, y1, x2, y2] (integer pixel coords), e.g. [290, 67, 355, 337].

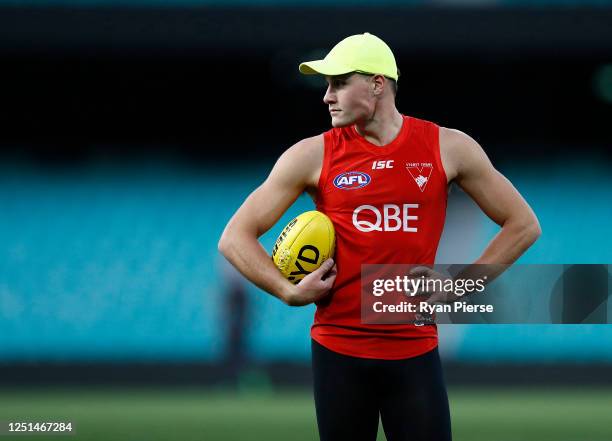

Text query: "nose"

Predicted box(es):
[323, 85, 336, 105]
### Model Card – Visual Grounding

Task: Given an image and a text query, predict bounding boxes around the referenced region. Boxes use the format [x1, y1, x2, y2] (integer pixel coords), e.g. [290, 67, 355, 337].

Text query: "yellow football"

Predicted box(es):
[272, 211, 336, 284]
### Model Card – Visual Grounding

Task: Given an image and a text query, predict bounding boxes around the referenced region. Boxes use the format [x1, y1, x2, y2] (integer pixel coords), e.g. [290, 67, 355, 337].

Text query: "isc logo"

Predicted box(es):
[334, 171, 371, 190]
[372, 160, 394, 169]
[352, 204, 419, 232]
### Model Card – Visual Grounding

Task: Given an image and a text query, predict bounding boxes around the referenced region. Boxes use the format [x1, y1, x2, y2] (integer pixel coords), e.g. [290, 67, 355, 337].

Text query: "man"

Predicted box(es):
[218, 32, 540, 441]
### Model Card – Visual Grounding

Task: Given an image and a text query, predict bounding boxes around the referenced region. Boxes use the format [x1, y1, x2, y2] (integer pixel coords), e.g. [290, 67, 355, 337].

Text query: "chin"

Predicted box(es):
[330, 115, 353, 128]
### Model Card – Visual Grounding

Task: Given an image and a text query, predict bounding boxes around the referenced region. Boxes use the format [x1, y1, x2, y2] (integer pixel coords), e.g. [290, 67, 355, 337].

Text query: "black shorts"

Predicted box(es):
[311, 339, 452, 441]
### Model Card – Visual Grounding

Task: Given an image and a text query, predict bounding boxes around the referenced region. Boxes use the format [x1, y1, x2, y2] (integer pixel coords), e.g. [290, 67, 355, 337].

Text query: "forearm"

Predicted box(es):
[454, 219, 541, 284]
[476, 218, 541, 265]
[218, 230, 294, 304]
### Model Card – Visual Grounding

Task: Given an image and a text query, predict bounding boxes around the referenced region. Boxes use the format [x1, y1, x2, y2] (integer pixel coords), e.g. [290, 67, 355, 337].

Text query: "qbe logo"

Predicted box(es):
[352, 204, 419, 232]
[333, 171, 371, 190]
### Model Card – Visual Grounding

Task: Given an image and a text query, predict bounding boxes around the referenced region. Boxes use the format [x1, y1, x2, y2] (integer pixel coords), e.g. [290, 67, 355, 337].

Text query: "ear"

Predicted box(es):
[371, 75, 385, 96]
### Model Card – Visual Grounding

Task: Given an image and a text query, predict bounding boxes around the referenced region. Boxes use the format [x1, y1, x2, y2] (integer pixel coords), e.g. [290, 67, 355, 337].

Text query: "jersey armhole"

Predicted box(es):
[316, 131, 333, 202]
[431, 124, 449, 190]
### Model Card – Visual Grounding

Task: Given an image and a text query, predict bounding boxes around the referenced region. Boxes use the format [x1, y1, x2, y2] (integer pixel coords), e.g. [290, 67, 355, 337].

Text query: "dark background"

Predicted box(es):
[1, 6, 611, 164]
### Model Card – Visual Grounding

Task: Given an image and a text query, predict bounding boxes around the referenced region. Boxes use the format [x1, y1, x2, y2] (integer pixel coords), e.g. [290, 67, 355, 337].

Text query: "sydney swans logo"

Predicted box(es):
[406, 162, 433, 192]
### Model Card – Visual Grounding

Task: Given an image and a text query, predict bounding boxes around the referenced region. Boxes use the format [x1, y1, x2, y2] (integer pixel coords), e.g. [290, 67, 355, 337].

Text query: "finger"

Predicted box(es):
[426, 292, 442, 305]
[315, 259, 334, 278]
[318, 258, 334, 273]
[410, 282, 429, 297]
[413, 287, 428, 297]
[322, 268, 337, 286]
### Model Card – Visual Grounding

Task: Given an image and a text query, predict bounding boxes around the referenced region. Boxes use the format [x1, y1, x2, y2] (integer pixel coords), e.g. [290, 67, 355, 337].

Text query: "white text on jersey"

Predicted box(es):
[372, 160, 394, 170]
[352, 204, 419, 232]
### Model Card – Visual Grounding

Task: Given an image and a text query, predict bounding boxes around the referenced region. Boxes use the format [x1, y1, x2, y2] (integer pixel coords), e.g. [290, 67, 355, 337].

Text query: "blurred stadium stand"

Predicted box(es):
[0, 0, 611, 386]
[0, 160, 610, 385]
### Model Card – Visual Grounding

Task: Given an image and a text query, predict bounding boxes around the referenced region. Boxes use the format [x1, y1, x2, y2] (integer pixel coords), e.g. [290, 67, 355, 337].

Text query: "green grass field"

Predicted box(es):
[1, 387, 611, 441]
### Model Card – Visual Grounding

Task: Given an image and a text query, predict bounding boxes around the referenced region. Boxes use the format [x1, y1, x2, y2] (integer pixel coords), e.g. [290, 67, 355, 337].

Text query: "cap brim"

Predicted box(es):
[299, 59, 353, 76]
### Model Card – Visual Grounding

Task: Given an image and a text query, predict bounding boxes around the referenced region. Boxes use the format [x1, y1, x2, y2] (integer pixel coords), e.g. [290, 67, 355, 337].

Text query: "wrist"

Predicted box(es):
[280, 282, 298, 306]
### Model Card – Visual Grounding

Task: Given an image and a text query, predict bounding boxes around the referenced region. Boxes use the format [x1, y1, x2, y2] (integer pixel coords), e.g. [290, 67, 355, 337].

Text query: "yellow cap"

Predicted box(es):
[299, 33, 398, 81]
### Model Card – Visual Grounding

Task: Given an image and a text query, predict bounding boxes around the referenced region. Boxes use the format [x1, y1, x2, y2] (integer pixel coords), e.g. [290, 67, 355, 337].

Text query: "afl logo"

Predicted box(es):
[333, 171, 371, 190]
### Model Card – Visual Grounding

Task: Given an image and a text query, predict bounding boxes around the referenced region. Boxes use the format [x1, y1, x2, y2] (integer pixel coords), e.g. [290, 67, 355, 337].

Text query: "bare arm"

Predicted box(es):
[441, 127, 541, 265]
[413, 128, 544, 297]
[218, 135, 337, 306]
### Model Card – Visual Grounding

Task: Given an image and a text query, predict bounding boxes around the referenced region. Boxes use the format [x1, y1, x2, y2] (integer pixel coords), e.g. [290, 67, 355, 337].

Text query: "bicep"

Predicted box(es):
[235, 172, 305, 237]
[453, 134, 531, 227]
[225, 140, 318, 238]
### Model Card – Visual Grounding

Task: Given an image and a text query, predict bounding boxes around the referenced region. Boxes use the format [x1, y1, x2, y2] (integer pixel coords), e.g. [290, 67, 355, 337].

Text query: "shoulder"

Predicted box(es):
[292, 133, 324, 154]
[439, 127, 481, 153]
[439, 127, 492, 182]
[274, 134, 324, 189]
[280, 134, 324, 167]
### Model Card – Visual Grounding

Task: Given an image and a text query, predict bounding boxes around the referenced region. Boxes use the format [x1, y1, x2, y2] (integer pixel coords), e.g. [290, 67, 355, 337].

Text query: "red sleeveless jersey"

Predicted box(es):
[312, 115, 448, 359]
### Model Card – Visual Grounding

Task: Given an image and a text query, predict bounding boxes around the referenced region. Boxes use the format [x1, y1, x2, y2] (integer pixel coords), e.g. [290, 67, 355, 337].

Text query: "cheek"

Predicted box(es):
[339, 91, 369, 112]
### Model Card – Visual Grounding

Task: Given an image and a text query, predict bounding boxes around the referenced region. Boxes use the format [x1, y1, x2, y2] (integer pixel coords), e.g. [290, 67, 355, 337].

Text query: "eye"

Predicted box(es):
[325, 78, 347, 90]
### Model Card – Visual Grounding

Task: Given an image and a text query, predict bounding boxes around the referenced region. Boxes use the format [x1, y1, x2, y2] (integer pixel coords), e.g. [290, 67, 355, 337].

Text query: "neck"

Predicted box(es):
[354, 105, 403, 146]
